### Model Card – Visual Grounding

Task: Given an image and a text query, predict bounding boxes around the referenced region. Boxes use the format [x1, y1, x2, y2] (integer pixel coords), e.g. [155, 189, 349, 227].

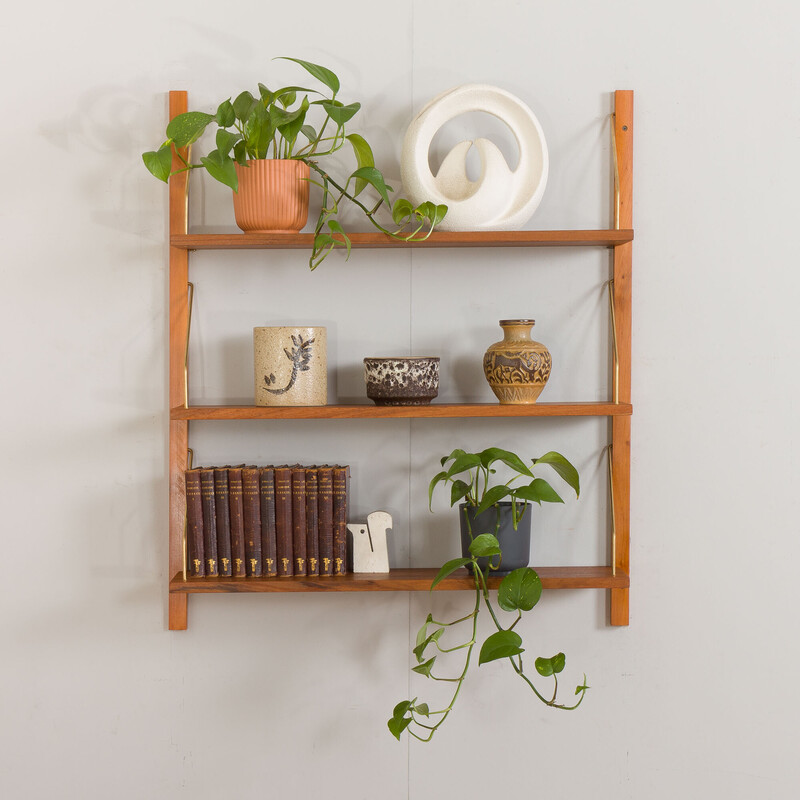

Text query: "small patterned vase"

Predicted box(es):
[254, 326, 327, 406]
[483, 319, 551, 404]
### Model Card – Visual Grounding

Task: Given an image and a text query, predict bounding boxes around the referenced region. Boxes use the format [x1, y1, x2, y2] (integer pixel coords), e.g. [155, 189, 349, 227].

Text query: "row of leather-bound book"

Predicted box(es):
[184, 464, 350, 578]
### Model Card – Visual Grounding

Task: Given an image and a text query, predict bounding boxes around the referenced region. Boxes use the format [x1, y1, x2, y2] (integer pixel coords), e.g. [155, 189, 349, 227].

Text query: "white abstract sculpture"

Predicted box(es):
[401, 84, 549, 231]
[348, 511, 392, 573]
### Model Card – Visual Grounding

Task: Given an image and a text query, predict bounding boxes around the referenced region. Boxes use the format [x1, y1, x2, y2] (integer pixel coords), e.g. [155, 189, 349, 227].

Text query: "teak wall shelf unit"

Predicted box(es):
[166, 89, 634, 631]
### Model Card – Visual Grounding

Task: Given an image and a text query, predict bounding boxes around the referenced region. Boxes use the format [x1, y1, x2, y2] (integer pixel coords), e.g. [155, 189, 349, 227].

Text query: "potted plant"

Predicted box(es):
[389, 446, 586, 742]
[142, 57, 447, 269]
[429, 446, 580, 573]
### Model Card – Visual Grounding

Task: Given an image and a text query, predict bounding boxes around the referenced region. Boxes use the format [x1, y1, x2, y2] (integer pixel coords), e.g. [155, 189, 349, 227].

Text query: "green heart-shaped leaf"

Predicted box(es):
[277, 57, 341, 94]
[200, 150, 238, 192]
[515, 478, 564, 505]
[474, 485, 512, 515]
[498, 567, 542, 612]
[479, 447, 534, 477]
[142, 143, 173, 183]
[166, 111, 214, 148]
[533, 451, 580, 497]
[468, 534, 501, 558]
[479, 630, 524, 665]
[430, 557, 471, 590]
[346, 133, 375, 196]
[349, 166, 391, 207]
[387, 715, 411, 740]
[535, 652, 566, 677]
[215, 99, 235, 128]
[412, 658, 436, 678]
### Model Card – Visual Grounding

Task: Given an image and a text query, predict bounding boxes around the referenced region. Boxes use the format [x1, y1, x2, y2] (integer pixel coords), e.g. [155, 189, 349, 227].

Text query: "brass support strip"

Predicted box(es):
[607, 444, 617, 577]
[610, 113, 621, 230]
[607, 279, 620, 403]
[184, 282, 194, 409]
[181, 447, 194, 581]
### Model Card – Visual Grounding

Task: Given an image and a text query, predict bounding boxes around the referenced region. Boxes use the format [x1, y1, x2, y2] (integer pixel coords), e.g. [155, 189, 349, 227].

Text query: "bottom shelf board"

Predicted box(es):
[169, 566, 629, 593]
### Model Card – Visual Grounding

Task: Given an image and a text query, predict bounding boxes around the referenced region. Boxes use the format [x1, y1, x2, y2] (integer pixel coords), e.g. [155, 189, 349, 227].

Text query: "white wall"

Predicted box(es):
[2, 1, 799, 797]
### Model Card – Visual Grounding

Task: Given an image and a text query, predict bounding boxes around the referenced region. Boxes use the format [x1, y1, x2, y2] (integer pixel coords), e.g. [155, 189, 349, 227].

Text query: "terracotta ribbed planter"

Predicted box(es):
[232, 159, 310, 233]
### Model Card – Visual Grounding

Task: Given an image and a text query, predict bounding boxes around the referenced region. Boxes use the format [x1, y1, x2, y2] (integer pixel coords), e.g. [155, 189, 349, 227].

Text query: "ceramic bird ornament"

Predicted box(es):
[347, 511, 392, 573]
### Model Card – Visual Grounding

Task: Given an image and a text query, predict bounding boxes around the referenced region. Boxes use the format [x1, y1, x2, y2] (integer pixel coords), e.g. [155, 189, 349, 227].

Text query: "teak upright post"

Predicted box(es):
[168, 91, 190, 630]
[610, 90, 633, 626]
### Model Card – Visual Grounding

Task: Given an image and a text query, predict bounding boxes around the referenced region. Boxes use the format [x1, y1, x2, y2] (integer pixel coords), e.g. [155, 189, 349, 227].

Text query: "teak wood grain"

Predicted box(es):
[171, 229, 633, 250]
[611, 90, 633, 626]
[169, 567, 630, 593]
[168, 90, 189, 630]
[170, 402, 633, 420]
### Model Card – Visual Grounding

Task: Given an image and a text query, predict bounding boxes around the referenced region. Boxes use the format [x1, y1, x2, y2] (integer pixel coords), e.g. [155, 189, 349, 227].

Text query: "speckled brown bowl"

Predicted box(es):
[364, 357, 440, 406]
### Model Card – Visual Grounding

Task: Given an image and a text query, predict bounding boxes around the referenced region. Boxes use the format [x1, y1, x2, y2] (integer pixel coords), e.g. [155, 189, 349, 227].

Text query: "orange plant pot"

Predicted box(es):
[232, 159, 310, 233]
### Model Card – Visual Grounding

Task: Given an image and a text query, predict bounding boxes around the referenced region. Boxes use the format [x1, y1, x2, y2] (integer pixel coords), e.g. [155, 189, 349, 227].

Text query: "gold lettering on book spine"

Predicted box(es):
[310, 558, 317, 572]
[282, 557, 290, 572]
[249, 558, 258, 573]
[296, 558, 305, 571]
[207, 559, 216, 572]
[323, 557, 331, 573]
[221, 558, 230, 571]
[265, 558, 274, 572]
[335, 557, 344, 575]
[193, 558, 202, 574]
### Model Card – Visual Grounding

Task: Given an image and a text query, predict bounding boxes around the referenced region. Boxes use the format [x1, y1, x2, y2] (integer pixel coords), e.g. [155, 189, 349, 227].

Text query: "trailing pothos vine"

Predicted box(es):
[142, 57, 446, 269]
[389, 536, 589, 742]
[389, 446, 586, 742]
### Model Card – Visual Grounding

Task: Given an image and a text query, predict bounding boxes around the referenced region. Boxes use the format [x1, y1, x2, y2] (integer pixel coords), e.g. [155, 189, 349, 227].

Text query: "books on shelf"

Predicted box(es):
[182, 464, 351, 580]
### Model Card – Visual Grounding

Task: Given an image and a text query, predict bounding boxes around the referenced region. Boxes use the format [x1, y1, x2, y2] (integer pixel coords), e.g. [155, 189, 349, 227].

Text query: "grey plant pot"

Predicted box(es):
[459, 501, 531, 576]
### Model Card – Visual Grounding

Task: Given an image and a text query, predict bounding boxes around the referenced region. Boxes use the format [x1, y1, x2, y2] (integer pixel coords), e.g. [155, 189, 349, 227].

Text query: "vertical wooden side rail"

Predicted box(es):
[610, 90, 633, 626]
[168, 90, 190, 630]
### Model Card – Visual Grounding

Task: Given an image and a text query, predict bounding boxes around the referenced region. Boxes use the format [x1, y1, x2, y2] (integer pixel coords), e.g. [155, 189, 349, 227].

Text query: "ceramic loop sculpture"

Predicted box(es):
[401, 84, 548, 231]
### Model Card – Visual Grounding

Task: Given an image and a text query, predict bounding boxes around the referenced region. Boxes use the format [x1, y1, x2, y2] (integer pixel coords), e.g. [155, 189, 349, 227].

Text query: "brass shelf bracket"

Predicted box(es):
[610, 113, 621, 230]
[181, 446, 194, 581]
[184, 282, 194, 409]
[606, 279, 620, 404]
[606, 443, 617, 576]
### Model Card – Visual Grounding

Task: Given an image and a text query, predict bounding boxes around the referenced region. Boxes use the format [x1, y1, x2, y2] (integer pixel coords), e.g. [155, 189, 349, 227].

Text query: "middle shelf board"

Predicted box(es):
[171, 402, 633, 420]
[169, 566, 630, 593]
[171, 229, 634, 251]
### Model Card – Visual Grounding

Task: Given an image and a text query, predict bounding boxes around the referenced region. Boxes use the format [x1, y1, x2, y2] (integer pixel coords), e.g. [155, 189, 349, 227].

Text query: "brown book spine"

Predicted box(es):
[291, 468, 308, 576]
[214, 468, 232, 577]
[332, 466, 349, 576]
[275, 467, 293, 577]
[199, 468, 219, 577]
[242, 467, 262, 576]
[317, 467, 334, 576]
[305, 468, 320, 576]
[184, 469, 205, 578]
[260, 467, 277, 577]
[229, 468, 246, 577]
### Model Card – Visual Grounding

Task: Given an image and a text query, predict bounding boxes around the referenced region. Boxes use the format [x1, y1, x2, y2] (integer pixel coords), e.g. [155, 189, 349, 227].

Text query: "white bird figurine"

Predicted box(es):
[347, 511, 392, 573]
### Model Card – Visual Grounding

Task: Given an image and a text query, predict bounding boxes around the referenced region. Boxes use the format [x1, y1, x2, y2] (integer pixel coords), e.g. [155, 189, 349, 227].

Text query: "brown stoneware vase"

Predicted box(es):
[233, 159, 310, 233]
[483, 319, 551, 404]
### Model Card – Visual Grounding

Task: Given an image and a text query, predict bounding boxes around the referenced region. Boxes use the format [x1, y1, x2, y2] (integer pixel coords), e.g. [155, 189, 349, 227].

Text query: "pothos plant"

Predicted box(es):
[389, 447, 586, 742]
[142, 57, 447, 269]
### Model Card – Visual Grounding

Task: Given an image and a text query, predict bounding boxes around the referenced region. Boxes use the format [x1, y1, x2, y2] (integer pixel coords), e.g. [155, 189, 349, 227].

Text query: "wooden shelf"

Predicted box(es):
[169, 566, 629, 593]
[171, 229, 633, 251]
[171, 402, 633, 421]
[165, 89, 634, 629]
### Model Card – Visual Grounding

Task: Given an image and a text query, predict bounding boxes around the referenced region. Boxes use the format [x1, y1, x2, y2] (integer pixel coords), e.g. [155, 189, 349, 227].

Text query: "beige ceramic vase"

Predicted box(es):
[483, 319, 552, 404]
[254, 326, 327, 406]
[233, 159, 310, 233]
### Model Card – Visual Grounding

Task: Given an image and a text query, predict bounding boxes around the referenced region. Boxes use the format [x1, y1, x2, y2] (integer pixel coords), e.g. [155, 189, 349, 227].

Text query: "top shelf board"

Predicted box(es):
[171, 229, 634, 251]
